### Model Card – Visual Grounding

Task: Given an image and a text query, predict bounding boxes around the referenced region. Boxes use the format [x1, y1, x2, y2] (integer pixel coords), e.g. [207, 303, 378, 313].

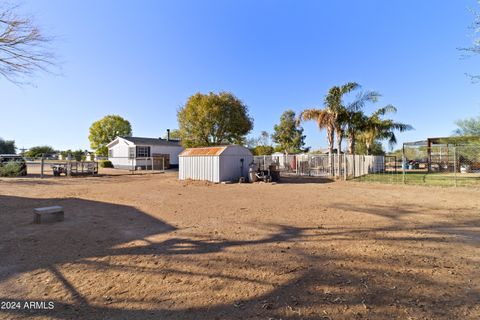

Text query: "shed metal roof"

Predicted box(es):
[179, 146, 227, 156]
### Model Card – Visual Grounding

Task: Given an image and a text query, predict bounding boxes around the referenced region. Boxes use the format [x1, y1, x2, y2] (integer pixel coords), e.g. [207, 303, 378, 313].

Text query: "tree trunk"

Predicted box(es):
[327, 126, 334, 176]
[336, 129, 343, 178]
[327, 126, 334, 154]
[347, 129, 355, 154]
[336, 132, 343, 156]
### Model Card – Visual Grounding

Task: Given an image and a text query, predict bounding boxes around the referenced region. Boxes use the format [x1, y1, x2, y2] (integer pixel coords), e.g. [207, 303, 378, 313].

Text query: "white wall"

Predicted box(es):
[346, 155, 385, 177]
[108, 138, 135, 169]
[179, 146, 253, 183]
[150, 145, 184, 165]
[179, 156, 220, 182]
[218, 156, 252, 182]
[219, 146, 254, 181]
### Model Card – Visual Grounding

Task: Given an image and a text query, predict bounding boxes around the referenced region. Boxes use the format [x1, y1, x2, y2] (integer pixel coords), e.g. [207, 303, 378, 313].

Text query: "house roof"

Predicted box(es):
[179, 146, 227, 156]
[120, 136, 181, 147]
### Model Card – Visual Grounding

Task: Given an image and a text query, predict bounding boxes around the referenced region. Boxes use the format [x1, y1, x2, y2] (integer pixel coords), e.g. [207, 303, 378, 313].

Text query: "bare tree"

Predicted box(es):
[0, 4, 55, 84]
[459, 4, 480, 82]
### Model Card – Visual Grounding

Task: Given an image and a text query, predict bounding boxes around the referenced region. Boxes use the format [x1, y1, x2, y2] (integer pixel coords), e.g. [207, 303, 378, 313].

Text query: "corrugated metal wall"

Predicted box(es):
[179, 155, 220, 182]
[179, 146, 253, 183]
[219, 155, 253, 182]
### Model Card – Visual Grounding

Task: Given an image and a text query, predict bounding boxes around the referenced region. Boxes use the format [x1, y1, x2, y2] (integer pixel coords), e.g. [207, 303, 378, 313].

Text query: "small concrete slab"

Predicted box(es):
[33, 206, 64, 224]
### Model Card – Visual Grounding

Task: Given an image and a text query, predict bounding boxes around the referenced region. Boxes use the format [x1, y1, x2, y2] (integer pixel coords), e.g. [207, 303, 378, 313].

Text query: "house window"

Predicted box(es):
[128, 147, 136, 159]
[108, 149, 114, 158]
[136, 146, 150, 158]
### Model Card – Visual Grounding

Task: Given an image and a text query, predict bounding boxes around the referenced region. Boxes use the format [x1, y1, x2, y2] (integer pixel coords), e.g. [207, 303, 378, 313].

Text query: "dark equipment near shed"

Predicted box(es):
[248, 162, 280, 183]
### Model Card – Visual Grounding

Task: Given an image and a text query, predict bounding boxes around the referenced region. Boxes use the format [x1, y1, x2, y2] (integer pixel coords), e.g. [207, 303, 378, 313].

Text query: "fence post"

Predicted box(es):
[402, 146, 406, 185]
[296, 155, 299, 176]
[151, 157, 154, 172]
[40, 154, 44, 178]
[336, 154, 339, 179]
[67, 154, 72, 177]
[343, 153, 347, 181]
[453, 147, 457, 187]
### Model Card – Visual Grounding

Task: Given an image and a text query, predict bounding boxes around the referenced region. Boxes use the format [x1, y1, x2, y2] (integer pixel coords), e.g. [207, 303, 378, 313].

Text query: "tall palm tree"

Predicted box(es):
[324, 82, 360, 158]
[298, 109, 335, 154]
[360, 105, 413, 155]
[342, 91, 381, 154]
[342, 109, 367, 154]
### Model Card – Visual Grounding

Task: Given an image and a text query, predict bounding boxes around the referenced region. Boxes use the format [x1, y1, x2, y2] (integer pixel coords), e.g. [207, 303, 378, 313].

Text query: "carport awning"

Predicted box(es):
[403, 140, 427, 147]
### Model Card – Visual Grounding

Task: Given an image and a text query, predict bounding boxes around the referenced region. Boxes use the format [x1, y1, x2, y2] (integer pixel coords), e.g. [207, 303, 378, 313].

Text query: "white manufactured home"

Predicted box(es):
[179, 145, 253, 183]
[107, 136, 184, 170]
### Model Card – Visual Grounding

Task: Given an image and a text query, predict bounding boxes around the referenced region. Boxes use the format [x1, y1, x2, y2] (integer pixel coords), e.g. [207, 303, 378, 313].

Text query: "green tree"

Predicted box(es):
[61, 149, 88, 161]
[25, 145, 55, 158]
[272, 110, 307, 153]
[89, 115, 132, 157]
[454, 115, 480, 136]
[0, 138, 16, 154]
[178, 92, 253, 147]
[354, 139, 385, 155]
[359, 106, 413, 155]
[298, 82, 360, 156]
[252, 145, 275, 155]
[324, 82, 360, 157]
[298, 109, 335, 154]
[341, 91, 380, 154]
[163, 129, 181, 140]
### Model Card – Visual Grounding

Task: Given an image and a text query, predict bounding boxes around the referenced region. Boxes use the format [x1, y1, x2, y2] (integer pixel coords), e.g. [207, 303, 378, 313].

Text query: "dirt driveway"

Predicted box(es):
[0, 170, 479, 319]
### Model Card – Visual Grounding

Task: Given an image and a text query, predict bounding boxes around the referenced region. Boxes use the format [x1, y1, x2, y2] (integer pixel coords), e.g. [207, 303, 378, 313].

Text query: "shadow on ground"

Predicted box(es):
[0, 195, 479, 319]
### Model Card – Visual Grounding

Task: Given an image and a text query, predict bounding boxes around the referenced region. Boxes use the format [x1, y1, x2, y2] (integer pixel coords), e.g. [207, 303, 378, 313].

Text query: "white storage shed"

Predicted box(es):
[179, 145, 253, 183]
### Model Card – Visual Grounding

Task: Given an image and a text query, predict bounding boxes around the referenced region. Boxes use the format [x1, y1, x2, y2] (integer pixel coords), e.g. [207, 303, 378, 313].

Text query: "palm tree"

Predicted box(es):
[360, 105, 413, 155]
[342, 109, 367, 154]
[324, 82, 360, 158]
[342, 91, 381, 154]
[298, 109, 335, 154]
[298, 83, 360, 157]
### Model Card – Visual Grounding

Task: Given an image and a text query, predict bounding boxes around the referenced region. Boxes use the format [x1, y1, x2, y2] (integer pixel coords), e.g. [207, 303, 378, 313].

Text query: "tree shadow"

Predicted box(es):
[1, 195, 479, 319]
[328, 202, 480, 244]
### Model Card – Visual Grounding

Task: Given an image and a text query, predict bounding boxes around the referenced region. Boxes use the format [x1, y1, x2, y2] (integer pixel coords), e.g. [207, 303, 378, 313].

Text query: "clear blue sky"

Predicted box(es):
[1, 0, 479, 151]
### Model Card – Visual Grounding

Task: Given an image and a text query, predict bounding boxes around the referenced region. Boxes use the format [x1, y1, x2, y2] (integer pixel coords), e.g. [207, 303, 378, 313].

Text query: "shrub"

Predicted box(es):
[99, 160, 113, 168]
[0, 161, 23, 177]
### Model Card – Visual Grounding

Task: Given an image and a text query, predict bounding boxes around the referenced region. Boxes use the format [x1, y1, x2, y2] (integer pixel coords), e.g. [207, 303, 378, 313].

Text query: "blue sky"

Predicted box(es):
[1, 0, 479, 151]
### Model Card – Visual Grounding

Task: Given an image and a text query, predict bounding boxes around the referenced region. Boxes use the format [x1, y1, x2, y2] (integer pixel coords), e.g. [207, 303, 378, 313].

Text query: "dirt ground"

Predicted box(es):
[0, 169, 479, 320]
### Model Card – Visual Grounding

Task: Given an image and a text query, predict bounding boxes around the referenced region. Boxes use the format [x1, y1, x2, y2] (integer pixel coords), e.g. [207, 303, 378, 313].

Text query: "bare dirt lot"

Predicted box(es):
[0, 170, 479, 320]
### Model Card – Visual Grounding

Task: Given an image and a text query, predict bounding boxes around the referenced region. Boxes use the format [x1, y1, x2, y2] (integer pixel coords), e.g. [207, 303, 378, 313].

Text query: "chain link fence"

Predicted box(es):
[399, 144, 480, 187]
[104, 156, 166, 174]
[25, 156, 167, 177]
[26, 159, 98, 177]
[253, 146, 479, 187]
[349, 145, 480, 187]
[253, 154, 384, 180]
